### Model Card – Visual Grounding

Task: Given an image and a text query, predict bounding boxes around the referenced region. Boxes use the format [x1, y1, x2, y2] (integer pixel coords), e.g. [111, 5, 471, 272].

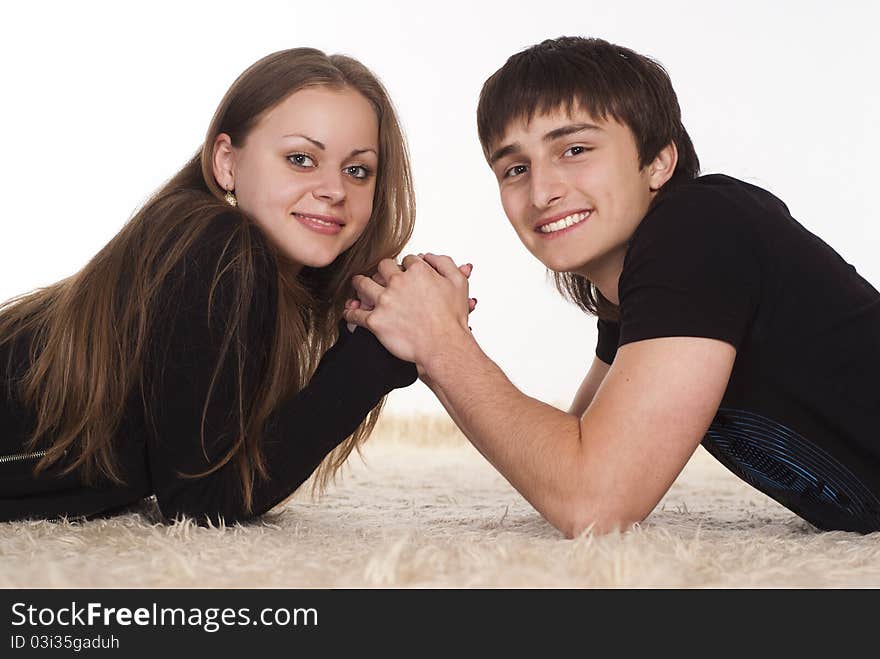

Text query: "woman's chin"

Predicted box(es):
[279, 249, 341, 273]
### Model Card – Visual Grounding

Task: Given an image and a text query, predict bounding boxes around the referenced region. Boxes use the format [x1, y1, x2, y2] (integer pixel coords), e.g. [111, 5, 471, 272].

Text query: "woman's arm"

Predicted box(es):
[146, 216, 415, 524]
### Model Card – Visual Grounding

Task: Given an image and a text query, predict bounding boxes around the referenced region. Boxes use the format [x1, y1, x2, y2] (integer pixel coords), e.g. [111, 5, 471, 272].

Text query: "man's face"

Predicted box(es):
[488, 105, 665, 276]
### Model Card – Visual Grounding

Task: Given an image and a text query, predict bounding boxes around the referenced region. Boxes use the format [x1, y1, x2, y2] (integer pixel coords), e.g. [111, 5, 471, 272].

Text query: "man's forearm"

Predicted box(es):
[421, 327, 586, 533]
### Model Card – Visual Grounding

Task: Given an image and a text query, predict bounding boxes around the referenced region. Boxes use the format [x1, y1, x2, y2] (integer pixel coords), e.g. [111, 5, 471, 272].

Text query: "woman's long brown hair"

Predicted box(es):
[0, 48, 415, 513]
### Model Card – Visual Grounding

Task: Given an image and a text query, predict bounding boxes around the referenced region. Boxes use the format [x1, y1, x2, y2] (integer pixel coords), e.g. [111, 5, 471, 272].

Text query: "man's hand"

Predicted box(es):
[343, 254, 473, 367]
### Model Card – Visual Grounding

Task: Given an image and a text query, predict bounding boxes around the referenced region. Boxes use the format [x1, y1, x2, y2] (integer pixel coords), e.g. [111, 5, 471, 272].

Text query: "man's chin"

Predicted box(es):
[533, 252, 590, 276]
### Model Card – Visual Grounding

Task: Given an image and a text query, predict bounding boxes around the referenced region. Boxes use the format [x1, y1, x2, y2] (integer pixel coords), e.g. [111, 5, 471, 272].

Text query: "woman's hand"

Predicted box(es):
[343, 254, 475, 366]
[345, 256, 476, 333]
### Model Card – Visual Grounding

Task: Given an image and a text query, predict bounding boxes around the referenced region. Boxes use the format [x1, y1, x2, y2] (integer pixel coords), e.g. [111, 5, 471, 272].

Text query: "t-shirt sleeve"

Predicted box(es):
[595, 318, 620, 365]
[617, 188, 760, 350]
[145, 213, 416, 524]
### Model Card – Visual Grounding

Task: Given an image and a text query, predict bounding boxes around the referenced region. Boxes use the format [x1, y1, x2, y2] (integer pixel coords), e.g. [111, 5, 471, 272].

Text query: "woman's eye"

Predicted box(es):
[345, 165, 371, 180]
[287, 153, 316, 168]
[503, 164, 528, 179]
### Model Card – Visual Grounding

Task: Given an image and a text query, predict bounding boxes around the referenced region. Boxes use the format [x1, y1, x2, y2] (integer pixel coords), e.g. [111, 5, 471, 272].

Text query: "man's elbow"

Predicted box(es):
[555, 499, 647, 539]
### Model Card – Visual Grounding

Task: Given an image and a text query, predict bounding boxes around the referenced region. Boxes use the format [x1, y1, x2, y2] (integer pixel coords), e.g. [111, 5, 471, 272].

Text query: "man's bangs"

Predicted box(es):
[477, 66, 616, 158]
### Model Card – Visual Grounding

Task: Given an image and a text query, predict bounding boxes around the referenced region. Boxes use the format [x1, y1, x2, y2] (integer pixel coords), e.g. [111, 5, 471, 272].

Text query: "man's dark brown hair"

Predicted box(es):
[477, 36, 700, 319]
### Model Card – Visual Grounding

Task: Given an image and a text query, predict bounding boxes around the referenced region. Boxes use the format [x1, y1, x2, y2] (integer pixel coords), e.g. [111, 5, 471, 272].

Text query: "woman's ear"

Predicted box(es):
[212, 133, 236, 191]
[648, 141, 678, 192]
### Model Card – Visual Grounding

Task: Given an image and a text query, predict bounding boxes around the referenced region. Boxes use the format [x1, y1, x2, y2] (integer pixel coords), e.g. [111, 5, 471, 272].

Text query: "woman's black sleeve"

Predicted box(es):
[144, 214, 416, 524]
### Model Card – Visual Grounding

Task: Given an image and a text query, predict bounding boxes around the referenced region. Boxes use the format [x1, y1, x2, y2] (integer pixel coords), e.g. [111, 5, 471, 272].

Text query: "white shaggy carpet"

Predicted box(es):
[2, 415, 879, 588]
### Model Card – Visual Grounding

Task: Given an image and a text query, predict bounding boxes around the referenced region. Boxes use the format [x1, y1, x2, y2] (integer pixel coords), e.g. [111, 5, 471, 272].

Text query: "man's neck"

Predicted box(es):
[577, 244, 627, 306]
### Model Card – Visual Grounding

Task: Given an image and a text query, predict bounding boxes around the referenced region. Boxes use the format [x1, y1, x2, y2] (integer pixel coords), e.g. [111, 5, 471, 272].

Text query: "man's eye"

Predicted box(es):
[563, 145, 592, 157]
[504, 164, 528, 179]
[287, 153, 316, 168]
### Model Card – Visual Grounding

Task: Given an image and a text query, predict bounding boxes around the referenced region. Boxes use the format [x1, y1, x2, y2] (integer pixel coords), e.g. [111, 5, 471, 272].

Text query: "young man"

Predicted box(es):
[344, 37, 880, 537]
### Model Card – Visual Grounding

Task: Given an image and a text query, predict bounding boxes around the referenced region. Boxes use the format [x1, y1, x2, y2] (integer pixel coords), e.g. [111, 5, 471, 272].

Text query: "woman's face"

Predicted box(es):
[215, 86, 379, 273]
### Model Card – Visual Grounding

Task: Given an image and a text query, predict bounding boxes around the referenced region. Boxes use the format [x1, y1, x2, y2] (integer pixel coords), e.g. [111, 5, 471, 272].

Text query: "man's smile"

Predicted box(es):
[535, 209, 592, 236]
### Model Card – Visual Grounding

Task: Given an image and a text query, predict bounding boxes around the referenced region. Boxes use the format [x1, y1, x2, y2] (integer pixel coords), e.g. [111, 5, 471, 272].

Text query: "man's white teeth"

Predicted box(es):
[539, 211, 590, 234]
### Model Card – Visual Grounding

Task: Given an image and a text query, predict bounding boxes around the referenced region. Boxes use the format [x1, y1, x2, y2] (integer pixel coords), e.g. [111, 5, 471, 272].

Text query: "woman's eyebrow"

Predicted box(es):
[283, 134, 376, 158]
[283, 133, 325, 149]
[349, 148, 378, 157]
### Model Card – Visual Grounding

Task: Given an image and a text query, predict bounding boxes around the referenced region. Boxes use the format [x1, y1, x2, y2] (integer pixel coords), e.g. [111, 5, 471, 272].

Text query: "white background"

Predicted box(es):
[1, 0, 878, 415]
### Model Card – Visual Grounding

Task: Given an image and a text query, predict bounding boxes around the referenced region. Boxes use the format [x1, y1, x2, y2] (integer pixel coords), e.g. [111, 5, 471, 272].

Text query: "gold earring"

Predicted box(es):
[224, 189, 237, 207]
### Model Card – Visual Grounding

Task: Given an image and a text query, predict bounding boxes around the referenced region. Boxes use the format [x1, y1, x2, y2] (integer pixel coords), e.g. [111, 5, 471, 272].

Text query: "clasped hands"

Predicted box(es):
[343, 254, 477, 373]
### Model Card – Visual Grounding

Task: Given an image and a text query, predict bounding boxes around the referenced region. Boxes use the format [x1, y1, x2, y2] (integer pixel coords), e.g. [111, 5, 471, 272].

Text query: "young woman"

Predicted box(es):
[0, 48, 420, 525]
[344, 37, 880, 536]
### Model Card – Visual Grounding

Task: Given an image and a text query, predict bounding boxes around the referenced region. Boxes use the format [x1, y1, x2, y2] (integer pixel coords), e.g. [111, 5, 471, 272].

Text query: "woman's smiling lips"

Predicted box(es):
[292, 212, 346, 235]
[534, 209, 592, 238]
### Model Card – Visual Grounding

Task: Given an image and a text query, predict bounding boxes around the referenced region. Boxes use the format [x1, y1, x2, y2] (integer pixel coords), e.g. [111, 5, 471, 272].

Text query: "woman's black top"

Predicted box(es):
[0, 213, 416, 524]
[596, 174, 880, 533]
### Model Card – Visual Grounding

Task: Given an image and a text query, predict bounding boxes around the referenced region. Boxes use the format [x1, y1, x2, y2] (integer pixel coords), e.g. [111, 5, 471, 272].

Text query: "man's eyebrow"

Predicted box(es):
[543, 122, 603, 141]
[488, 143, 521, 166]
[283, 134, 376, 158]
[489, 123, 603, 166]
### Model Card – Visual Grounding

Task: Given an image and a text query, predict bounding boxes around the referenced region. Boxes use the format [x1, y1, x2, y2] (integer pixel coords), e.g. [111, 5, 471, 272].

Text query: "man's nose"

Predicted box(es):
[529, 162, 566, 209]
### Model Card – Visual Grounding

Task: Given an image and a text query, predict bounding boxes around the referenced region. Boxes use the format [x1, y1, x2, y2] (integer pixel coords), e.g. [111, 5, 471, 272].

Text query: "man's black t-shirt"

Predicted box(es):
[596, 174, 880, 533]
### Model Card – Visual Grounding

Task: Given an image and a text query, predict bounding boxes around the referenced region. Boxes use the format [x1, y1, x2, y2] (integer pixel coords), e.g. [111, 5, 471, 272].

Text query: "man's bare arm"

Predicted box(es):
[345, 254, 733, 537]
[568, 356, 611, 417]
